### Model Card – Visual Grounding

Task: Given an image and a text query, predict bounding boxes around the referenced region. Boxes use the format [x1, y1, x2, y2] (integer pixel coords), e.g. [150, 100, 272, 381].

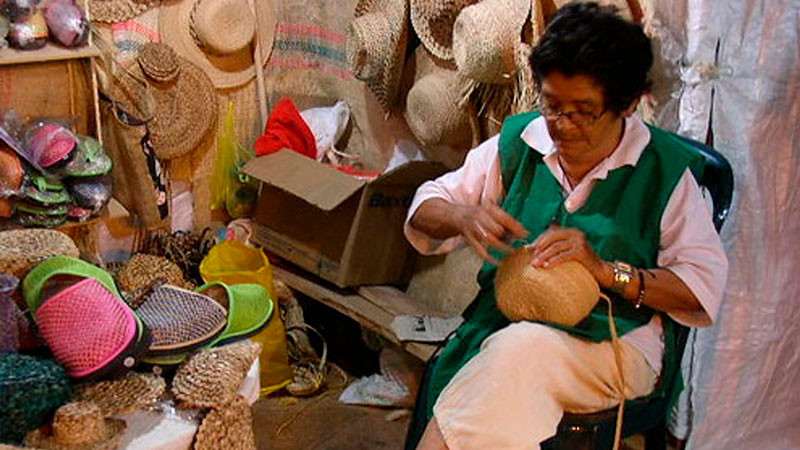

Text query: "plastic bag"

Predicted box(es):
[210, 102, 258, 219]
[299, 100, 351, 162]
[200, 240, 292, 395]
[44, 0, 88, 48]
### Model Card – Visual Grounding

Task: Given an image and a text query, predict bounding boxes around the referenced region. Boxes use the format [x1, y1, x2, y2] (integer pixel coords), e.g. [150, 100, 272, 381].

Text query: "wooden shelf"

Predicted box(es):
[273, 265, 442, 361]
[0, 42, 101, 66]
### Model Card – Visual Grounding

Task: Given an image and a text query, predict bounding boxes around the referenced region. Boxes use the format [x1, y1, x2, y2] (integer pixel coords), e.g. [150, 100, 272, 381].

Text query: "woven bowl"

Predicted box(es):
[495, 249, 600, 326]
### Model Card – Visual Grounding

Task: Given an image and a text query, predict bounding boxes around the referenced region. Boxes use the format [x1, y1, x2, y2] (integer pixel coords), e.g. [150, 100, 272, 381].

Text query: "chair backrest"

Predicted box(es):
[674, 135, 734, 232]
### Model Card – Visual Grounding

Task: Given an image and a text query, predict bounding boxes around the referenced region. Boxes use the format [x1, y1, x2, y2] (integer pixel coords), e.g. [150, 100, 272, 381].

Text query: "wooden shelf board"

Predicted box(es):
[0, 43, 101, 66]
[273, 265, 438, 361]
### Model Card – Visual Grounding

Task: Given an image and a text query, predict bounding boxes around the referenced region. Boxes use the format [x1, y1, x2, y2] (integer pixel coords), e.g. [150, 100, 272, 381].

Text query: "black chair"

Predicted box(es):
[404, 136, 734, 450]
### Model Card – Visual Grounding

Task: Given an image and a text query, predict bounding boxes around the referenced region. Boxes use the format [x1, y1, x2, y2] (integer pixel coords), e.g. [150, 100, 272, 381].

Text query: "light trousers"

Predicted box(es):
[433, 322, 658, 450]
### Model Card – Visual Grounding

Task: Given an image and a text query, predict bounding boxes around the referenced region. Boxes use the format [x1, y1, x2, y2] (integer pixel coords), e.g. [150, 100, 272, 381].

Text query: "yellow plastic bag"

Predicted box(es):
[200, 240, 292, 395]
[210, 102, 259, 218]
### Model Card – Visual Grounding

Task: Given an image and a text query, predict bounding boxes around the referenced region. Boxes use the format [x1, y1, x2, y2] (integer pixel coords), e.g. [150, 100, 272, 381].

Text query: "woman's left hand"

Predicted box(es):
[527, 224, 609, 284]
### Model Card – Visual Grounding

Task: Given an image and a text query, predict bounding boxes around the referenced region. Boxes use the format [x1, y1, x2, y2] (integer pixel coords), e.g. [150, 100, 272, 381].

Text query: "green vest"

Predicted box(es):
[425, 111, 705, 419]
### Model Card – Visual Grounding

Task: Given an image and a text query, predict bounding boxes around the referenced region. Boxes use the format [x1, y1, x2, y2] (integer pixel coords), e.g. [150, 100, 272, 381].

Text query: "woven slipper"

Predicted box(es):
[75, 372, 166, 416]
[22, 255, 120, 313]
[34, 277, 151, 380]
[134, 284, 227, 357]
[196, 282, 274, 347]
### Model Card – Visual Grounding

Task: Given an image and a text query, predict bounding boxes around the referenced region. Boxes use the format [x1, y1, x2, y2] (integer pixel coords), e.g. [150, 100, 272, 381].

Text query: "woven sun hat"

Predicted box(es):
[0, 230, 79, 279]
[196, 282, 274, 346]
[404, 50, 475, 150]
[495, 248, 600, 327]
[33, 277, 150, 380]
[22, 255, 120, 314]
[194, 395, 256, 450]
[172, 340, 262, 409]
[89, 0, 159, 23]
[409, 0, 481, 61]
[0, 353, 71, 445]
[116, 253, 193, 293]
[134, 284, 228, 357]
[452, 0, 531, 84]
[346, 0, 408, 113]
[24, 401, 126, 450]
[75, 372, 166, 417]
[130, 42, 218, 160]
[159, 0, 276, 89]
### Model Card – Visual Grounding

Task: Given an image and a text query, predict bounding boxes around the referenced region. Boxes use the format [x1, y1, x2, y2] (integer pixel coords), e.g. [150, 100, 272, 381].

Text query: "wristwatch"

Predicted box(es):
[611, 261, 635, 296]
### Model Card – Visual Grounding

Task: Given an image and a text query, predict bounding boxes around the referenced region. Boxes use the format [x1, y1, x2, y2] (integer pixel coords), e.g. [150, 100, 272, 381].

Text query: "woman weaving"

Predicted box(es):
[404, 3, 728, 449]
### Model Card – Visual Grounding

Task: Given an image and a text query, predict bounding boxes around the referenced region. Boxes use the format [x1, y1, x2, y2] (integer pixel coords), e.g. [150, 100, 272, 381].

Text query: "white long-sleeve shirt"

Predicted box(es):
[404, 116, 728, 373]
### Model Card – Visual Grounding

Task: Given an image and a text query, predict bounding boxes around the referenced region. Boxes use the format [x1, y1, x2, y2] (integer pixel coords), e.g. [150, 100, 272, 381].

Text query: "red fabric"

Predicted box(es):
[254, 98, 317, 159]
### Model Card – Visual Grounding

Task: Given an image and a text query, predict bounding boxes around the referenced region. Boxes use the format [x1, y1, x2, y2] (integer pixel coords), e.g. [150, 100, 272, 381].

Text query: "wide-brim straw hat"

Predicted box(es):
[75, 372, 166, 417]
[346, 0, 408, 112]
[409, 0, 481, 61]
[403, 48, 475, 149]
[194, 395, 255, 450]
[0, 229, 79, 279]
[24, 401, 125, 450]
[89, 0, 158, 23]
[452, 0, 531, 84]
[159, 0, 276, 89]
[172, 340, 262, 409]
[495, 249, 600, 327]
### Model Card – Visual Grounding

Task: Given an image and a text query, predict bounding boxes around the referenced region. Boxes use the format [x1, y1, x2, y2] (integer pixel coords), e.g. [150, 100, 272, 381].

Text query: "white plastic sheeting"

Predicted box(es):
[647, 0, 800, 448]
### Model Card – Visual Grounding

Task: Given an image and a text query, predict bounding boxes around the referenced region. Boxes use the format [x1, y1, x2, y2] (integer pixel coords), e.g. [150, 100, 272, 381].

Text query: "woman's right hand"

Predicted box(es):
[454, 203, 528, 264]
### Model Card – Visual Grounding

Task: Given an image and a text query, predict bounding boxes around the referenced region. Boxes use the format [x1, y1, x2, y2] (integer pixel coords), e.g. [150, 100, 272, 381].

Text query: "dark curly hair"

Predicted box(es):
[530, 2, 653, 114]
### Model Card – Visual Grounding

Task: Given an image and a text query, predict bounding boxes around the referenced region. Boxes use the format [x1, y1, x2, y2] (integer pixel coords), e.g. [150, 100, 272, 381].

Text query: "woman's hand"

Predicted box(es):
[527, 224, 611, 286]
[455, 203, 528, 264]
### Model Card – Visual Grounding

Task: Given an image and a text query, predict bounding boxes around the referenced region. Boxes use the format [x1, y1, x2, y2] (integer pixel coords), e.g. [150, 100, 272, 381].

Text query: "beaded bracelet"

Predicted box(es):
[634, 269, 646, 309]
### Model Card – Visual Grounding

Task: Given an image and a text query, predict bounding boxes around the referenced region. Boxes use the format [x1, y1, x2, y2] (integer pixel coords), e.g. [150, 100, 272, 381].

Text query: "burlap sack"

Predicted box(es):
[100, 97, 170, 230]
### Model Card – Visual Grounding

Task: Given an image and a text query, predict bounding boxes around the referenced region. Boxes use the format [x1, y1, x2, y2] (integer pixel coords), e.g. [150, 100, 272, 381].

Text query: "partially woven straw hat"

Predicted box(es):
[116, 253, 193, 293]
[194, 396, 255, 450]
[346, 0, 408, 112]
[404, 48, 475, 149]
[159, 0, 276, 89]
[495, 249, 600, 326]
[75, 372, 166, 417]
[89, 0, 159, 23]
[452, 0, 531, 84]
[409, 0, 481, 60]
[172, 340, 262, 409]
[24, 401, 125, 450]
[132, 43, 217, 160]
[0, 229, 79, 279]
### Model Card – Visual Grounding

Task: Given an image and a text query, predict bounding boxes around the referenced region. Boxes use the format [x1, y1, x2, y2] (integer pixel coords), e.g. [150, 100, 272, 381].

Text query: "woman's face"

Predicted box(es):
[539, 72, 629, 163]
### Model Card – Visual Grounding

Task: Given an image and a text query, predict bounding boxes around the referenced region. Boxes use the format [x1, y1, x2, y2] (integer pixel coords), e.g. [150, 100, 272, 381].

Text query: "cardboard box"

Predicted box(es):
[243, 150, 446, 287]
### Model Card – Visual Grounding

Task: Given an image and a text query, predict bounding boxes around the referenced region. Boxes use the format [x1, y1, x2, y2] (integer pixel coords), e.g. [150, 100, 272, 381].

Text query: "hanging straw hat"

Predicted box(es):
[403, 48, 476, 151]
[24, 401, 125, 450]
[194, 396, 255, 450]
[451, 0, 531, 84]
[346, 0, 408, 113]
[409, 0, 481, 61]
[0, 229, 79, 279]
[130, 42, 218, 160]
[159, 0, 276, 89]
[171, 340, 262, 409]
[89, 0, 159, 23]
[495, 248, 600, 326]
[75, 372, 166, 417]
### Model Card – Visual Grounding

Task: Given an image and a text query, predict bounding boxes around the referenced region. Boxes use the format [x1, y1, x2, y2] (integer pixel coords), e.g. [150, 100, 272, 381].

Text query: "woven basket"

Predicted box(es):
[495, 249, 600, 326]
[24, 401, 125, 450]
[135, 284, 227, 355]
[116, 253, 193, 293]
[172, 341, 261, 409]
[0, 230, 79, 279]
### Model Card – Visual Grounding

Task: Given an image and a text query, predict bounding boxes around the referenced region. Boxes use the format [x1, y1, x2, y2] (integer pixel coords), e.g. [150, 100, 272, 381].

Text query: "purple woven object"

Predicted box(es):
[0, 274, 21, 352]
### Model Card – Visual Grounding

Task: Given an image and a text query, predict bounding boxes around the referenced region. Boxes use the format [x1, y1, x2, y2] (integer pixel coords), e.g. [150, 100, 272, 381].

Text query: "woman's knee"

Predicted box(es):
[481, 322, 568, 359]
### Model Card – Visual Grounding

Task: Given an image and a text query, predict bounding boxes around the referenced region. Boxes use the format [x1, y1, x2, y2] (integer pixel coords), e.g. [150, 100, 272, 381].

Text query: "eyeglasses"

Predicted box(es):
[540, 104, 607, 127]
